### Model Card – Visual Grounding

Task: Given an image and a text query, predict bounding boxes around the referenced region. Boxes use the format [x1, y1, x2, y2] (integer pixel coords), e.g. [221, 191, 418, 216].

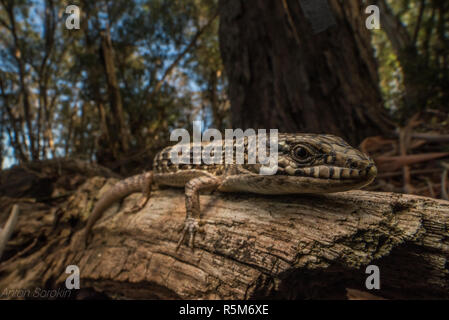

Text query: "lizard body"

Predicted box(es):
[81, 133, 377, 249]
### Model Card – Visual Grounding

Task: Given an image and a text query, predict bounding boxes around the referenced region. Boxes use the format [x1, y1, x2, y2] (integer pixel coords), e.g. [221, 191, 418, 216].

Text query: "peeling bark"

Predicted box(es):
[0, 175, 448, 299]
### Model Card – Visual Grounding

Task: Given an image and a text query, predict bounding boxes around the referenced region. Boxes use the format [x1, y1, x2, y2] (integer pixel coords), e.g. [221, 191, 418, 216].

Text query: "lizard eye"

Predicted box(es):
[292, 145, 313, 163]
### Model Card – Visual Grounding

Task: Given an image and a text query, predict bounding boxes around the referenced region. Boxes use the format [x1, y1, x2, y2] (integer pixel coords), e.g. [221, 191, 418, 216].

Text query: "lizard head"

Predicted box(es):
[269, 133, 377, 193]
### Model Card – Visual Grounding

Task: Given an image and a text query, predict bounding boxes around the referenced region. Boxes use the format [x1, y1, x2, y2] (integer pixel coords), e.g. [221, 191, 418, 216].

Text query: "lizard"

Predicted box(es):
[79, 133, 377, 250]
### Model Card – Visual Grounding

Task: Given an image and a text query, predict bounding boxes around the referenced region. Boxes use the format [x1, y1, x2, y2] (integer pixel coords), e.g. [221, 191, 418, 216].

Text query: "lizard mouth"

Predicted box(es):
[273, 164, 377, 193]
[220, 164, 377, 194]
[278, 164, 377, 181]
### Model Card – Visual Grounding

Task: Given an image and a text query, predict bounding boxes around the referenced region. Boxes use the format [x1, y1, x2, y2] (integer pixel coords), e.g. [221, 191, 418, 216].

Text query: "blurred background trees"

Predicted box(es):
[0, 0, 448, 177]
[372, 0, 449, 123]
[0, 0, 227, 172]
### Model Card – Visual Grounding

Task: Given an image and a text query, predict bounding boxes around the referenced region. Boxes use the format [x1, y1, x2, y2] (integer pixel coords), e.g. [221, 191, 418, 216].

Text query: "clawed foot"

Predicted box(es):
[124, 197, 149, 214]
[123, 205, 143, 215]
[176, 217, 204, 250]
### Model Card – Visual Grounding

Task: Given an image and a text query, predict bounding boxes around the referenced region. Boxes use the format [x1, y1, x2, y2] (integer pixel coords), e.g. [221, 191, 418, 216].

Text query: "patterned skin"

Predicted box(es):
[80, 133, 377, 249]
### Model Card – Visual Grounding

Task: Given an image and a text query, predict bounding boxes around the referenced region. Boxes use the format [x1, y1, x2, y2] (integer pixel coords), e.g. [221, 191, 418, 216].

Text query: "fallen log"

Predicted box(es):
[0, 176, 448, 299]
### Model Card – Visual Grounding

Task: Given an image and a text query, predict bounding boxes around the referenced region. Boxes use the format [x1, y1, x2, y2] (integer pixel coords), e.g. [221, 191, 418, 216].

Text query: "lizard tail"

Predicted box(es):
[80, 172, 152, 249]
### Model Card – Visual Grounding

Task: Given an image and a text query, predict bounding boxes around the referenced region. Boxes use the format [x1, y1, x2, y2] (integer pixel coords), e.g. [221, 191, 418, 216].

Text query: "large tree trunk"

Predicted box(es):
[219, 0, 393, 145]
[0, 173, 448, 299]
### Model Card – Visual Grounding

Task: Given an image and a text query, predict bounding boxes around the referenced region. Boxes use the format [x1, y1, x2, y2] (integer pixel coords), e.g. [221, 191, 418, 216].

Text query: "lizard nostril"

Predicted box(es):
[366, 164, 377, 177]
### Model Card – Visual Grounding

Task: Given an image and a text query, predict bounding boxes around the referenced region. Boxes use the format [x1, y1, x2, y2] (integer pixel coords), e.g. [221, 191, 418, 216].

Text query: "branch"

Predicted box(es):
[412, 0, 426, 45]
[145, 11, 219, 101]
[5, 1, 37, 160]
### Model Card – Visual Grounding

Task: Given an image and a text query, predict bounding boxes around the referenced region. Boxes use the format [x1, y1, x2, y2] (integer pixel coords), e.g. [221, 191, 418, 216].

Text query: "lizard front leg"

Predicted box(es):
[177, 175, 223, 250]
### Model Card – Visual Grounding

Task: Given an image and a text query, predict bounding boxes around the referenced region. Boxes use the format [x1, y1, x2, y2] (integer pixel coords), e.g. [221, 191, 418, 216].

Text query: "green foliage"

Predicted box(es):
[372, 29, 405, 113]
[372, 0, 449, 122]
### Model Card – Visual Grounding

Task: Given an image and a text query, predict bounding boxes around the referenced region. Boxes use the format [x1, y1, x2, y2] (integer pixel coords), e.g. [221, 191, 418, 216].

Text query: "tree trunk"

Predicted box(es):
[0, 174, 448, 299]
[219, 0, 393, 145]
[100, 30, 130, 155]
[372, 0, 432, 122]
[4, 2, 37, 160]
[79, 4, 116, 165]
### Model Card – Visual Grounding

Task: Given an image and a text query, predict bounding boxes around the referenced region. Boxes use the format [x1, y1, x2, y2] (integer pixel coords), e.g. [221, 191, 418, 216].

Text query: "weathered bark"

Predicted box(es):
[219, 0, 393, 145]
[0, 175, 448, 299]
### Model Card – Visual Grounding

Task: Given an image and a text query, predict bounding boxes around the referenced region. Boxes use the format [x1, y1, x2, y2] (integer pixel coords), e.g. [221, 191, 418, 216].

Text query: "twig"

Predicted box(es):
[441, 167, 449, 201]
[412, 0, 426, 45]
[0, 204, 20, 261]
[0, 237, 38, 266]
[424, 178, 436, 198]
[145, 10, 219, 101]
[399, 128, 412, 193]
[393, 132, 449, 143]
[377, 168, 442, 179]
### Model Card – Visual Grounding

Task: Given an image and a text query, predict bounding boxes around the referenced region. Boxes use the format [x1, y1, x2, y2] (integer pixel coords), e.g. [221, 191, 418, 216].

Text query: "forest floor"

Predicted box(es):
[362, 110, 449, 200]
